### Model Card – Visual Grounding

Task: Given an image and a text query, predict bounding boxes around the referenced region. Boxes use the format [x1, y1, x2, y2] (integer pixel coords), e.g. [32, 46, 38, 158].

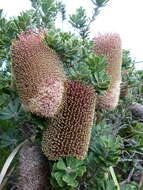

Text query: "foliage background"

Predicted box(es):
[0, 0, 143, 190]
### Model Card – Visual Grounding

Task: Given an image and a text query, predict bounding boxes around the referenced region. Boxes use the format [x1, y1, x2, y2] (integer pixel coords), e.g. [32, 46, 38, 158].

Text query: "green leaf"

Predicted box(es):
[66, 157, 84, 169]
[54, 171, 65, 187]
[95, 0, 109, 7]
[62, 174, 78, 187]
[0, 97, 25, 121]
[76, 166, 86, 177]
[56, 159, 66, 170]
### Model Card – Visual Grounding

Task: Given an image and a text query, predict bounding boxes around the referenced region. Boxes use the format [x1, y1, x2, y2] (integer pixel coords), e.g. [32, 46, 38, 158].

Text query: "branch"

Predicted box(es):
[120, 162, 138, 186]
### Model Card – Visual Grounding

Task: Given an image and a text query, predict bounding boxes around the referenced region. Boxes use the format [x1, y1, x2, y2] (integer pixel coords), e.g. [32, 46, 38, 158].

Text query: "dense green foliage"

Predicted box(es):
[0, 0, 143, 190]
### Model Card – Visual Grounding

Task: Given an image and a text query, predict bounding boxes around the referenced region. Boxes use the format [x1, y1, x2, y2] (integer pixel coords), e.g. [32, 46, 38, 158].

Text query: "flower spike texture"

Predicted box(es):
[42, 80, 96, 160]
[11, 31, 65, 117]
[17, 143, 49, 190]
[93, 33, 122, 110]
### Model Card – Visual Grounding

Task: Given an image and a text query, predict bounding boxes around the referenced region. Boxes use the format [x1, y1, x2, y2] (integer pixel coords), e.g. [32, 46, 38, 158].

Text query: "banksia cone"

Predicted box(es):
[11, 31, 65, 117]
[93, 33, 122, 109]
[17, 143, 48, 190]
[42, 81, 96, 160]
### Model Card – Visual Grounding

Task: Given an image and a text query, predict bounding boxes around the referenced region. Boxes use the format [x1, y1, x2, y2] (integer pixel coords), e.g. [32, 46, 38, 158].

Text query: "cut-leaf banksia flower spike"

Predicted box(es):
[11, 30, 66, 117]
[93, 33, 122, 110]
[42, 80, 96, 160]
[17, 143, 49, 190]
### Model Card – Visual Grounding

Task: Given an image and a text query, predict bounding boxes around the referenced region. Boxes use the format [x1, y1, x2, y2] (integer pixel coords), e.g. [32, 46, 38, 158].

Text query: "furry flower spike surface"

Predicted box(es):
[93, 33, 122, 110]
[42, 80, 96, 160]
[11, 31, 65, 118]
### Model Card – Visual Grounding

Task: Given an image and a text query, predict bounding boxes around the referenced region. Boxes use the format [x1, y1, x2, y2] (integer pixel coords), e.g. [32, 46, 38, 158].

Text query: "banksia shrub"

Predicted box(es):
[93, 33, 122, 109]
[11, 31, 65, 117]
[42, 81, 96, 160]
[17, 143, 48, 190]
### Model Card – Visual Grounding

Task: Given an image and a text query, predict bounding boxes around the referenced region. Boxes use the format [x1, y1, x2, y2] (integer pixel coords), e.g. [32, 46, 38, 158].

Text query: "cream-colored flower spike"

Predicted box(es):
[11, 31, 66, 117]
[93, 33, 122, 110]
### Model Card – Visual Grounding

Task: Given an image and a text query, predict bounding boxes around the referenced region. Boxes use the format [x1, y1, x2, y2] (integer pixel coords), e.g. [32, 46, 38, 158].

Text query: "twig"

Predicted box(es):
[119, 159, 143, 162]
[120, 163, 137, 186]
[87, 7, 100, 28]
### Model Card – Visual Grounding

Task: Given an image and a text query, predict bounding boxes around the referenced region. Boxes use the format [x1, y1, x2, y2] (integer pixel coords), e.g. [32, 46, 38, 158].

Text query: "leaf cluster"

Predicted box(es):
[30, 0, 65, 27]
[83, 123, 121, 188]
[50, 157, 86, 189]
[44, 29, 110, 95]
[69, 0, 109, 40]
[121, 50, 140, 87]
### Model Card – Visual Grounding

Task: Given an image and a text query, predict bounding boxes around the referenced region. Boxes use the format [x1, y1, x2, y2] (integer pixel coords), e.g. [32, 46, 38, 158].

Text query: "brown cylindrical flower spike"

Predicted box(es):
[17, 143, 49, 190]
[11, 31, 65, 117]
[93, 33, 122, 110]
[42, 81, 96, 160]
